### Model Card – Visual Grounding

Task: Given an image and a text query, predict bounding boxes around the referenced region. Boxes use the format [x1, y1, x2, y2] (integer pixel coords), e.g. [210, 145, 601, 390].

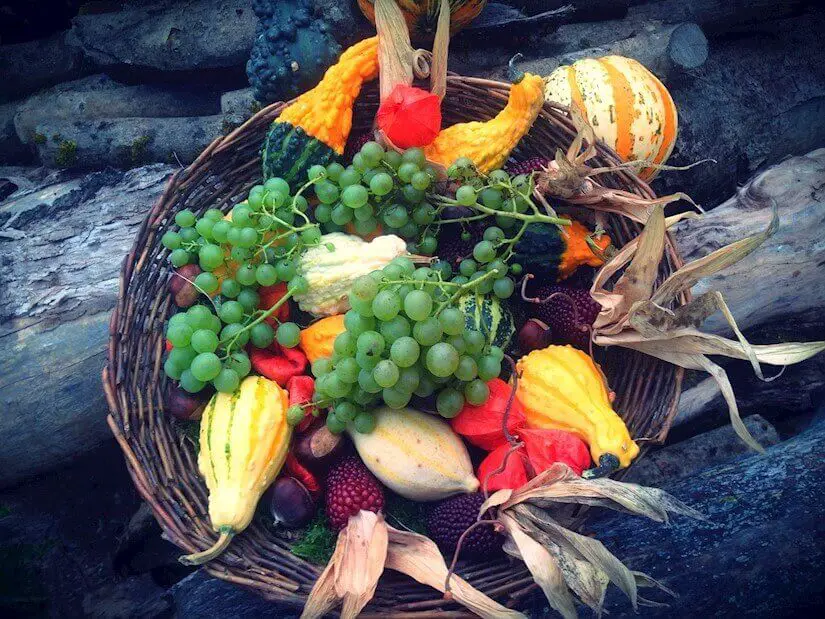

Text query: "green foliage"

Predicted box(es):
[32, 132, 46, 145]
[291, 513, 336, 564]
[384, 492, 427, 534]
[129, 135, 151, 164]
[55, 140, 78, 167]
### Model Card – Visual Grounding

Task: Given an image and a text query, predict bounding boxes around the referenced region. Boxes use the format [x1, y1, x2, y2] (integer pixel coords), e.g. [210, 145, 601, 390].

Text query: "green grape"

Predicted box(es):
[326, 412, 347, 434]
[213, 368, 240, 393]
[413, 317, 442, 346]
[229, 246, 250, 262]
[293, 194, 309, 213]
[397, 283, 413, 301]
[403, 290, 432, 322]
[344, 310, 375, 336]
[162, 231, 182, 250]
[352, 152, 368, 172]
[487, 259, 508, 278]
[186, 305, 213, 328]
[204, 209, 225, 224]
[276, 322, 300, 347]
[168, 313, 189, 330]
[275, 209, 295, 228]
[226, 351, 251, 378]
[459, 259, 477, 277]
[326, 162, 345, 181]
[455, 355, 478, 381]
[369, 172, 393, 196]
[308, 164, 327, 181]
[237, 227, 259, 248]
[354, 217, 378, 237]
[288, 275, 309, 294]
[451, 275, 469, 285]
[496, 214, 517, 230]
[454, 156, 475, 170]
[455, 185, 477, 206]
[195, 218, 215, 240]
[477, 355, 501, 381]
[382, 386, 410, 409]
[232, 204, 254, 226]
[483, 226, 505, 243]
[218, 300, 244, 325]
[356, 330, 385, 357]
[179, 369, 205, 393]
[349, 294, 375, 317]
[493, 277, 515, 299]
[336, 357, 360, 383]
[164, 357, 184, 380]
[167, 323, 193, 348]
[414, 374, 435, 397]
[426, 342, 460, 377]
[480, 188, 504, 209]
[331, 203, 354, 225]
[275, 259, 297, 282]
[312, 358, 333, 378]
[382, 150, 402, 169]
[335, 401, 358, 423]
[412, 204, 436, 225]
[447, 334, 466, 355]
[190, 352, 222, 381]
[334, 331, 357, 357]
[287, 404, 306, 426]
[447, 164, 461, 179]
[360, 141, 384, 165]
[398, 162, 419, 183]
[353, 412, 377, 433]
[392, 363, 417, 392]
[191, 329, 219, 353]
[473, 240, 495, 263]
[379, 315, 411, 344]
[232, 264, 254, 287]
[465, 379, 489, 405]
[356, 349, 380, 370]
[264, 190, 287, 210]
[489, 169, 509, 182]
[338, 167, 361, 187]
[469, 271, 493, 295]
[464, 329, 486, 355]
[211, 220, 231, 243]
[179, 227, 199, 243]
[325, 373, 351, 398]
[358, 368, 382, 393]
[315, 180, 339, 204]
[353, 203, 374, 221]
[398, 221, 419, 240]
[264, 177, 290, 196]
[488, 345, 505, 361]
[198, 244, 223, 271]
[411, 171, 431, 190]
[254, 263, 277, 287]
[381, 263, 403, 280]
[402, 184, 425, 204]
[226, 226, 242, 247]
[170, 249, 191, 267]
[300, 227, 322, 245]
[314, 203, 332, 223]
[248, 186, 265, 209]
[372, 289, 401, 321]
[436, 388, 464, 418]
[390, 336, 420, 368]
[220, 323, 249, 347]
[510, 263, 523, 276]
[438, 307, 465, 335]
[383, 204, 408, 229]
[194, 272, 219, 295]
[431, 259, 452, 281]
[168, 345, 197, 368]
[175, 209, 196, 227]
[412, 267, 434, 283]
[418, 235, 437, 255]
[373, 360, 400, 388]
[401, 147, 426, 167]
[251, 322, 275, 348]
[221, 278, 241, 298]
[352, 275, 379, 302]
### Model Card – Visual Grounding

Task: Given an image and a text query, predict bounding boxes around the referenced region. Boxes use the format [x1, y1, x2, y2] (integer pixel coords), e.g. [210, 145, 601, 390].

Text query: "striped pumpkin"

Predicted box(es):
[544, 56, 678, 180]
[357, 0, 486, 41]
[458, 293, 515, 349]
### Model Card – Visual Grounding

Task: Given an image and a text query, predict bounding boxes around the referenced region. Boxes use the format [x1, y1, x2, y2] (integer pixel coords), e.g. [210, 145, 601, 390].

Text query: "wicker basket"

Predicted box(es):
[103, 75, 685, 616]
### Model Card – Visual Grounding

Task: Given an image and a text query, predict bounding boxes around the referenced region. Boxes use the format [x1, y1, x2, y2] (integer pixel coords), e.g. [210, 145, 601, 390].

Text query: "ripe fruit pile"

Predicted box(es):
[311, 256, 507, 433]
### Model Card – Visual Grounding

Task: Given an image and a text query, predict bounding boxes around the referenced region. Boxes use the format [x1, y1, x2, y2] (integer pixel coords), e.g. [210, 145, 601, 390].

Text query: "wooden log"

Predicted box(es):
[0, 164, 175, 488]
[513, 1, 630, 22]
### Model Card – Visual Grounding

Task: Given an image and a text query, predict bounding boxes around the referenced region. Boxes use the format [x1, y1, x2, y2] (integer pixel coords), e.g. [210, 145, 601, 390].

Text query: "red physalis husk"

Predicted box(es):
[450, 378, 526, 451]
[477, 429, 591, 492]
[376, 84, 441, 149]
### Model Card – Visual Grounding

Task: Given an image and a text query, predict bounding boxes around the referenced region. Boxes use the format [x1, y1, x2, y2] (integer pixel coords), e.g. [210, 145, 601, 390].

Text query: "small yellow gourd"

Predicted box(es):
[180, 376, 291, 565]
[516, 345, 639, 475]
[424, 64, 545, 173]
[299, 314, 346, 362]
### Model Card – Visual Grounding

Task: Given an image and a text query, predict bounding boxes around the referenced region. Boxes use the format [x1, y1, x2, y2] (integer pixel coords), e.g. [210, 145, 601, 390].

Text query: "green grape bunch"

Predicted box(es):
[160, 175, 326, 395]
[311, 255, 506, 435]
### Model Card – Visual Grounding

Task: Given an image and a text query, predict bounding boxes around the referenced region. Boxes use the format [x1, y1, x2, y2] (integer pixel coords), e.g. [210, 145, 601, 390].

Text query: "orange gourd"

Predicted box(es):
[357, 0, 486, 41]
[299, 315, 346, 362]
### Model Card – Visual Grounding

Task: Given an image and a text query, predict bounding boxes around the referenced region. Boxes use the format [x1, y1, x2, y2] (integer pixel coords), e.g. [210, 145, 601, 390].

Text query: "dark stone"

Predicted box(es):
[309, 0, 375, 46]
[0, 31, 87, 102]
[0, 103, 32, 166]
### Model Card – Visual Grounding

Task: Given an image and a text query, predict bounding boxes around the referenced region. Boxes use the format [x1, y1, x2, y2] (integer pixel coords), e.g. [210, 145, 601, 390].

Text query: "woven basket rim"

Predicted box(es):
[102, 72, 686, 615]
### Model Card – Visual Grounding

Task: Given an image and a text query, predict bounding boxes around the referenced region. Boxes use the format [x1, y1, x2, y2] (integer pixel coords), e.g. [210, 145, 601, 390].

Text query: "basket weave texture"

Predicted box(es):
[103, 75, 685, 615]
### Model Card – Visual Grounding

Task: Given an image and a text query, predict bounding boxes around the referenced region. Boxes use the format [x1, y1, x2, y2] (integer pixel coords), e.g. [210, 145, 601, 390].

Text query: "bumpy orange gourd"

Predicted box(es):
[180, 376, 291, 565]
[357, 0, 486, 41]
[299, 314, 346, 362]
[516, 345, 639, 473]
[544, 56, 678, 180]
[424, 71, 545, 172]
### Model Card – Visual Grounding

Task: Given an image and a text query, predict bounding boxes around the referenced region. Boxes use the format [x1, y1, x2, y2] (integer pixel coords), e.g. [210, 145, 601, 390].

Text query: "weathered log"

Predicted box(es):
[514, 1, 630, 23]
[0, 164, 175, 488]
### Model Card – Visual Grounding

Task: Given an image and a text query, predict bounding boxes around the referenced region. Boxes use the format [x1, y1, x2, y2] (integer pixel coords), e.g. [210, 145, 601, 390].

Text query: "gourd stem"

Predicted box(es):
[507, 53, 525, 84]
[582, 454, 620, 479]
[179, 530, 235, 565]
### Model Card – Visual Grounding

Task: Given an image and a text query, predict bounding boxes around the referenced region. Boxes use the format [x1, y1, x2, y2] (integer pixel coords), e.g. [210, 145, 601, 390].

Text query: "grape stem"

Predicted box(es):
[437, 268, 500, 313]
[218, 288, 296, 355]
[433, 195, 571, 227]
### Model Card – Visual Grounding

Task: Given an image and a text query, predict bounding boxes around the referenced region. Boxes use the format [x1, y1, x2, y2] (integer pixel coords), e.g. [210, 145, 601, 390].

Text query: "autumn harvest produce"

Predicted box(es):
[98, 5, 825, 619]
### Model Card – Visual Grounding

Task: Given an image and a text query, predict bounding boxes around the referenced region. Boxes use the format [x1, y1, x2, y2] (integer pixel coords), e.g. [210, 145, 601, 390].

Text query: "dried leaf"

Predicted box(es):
[430, 0, 450, 99]
[300, 532, 346, 619]
[479, 488, 512, 515]
[501, 513, 577, 619]
[385, 526, 525, 619]
[567, 188, 697, 224]
[535, 533, 610, 613]
[501, 463, 579, 510]
[335, 511, 388, 619]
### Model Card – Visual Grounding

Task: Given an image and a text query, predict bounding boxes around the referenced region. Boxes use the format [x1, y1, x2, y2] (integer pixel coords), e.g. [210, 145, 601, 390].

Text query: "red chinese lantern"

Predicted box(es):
[376, 84, 442, 149]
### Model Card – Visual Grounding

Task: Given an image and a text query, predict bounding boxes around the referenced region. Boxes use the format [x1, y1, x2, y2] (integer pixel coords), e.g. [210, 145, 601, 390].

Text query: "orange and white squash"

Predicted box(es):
[544, 56, 678, 180]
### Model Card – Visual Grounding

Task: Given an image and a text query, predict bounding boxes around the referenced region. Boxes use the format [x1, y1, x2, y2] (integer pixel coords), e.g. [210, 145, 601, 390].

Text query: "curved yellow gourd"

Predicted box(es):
[180, 376, 291, 565]
[424, 71, 546, 173]
[299, 314, 346, 362]
[516, 345, 639, 472]
[544, 55, 678, 180]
